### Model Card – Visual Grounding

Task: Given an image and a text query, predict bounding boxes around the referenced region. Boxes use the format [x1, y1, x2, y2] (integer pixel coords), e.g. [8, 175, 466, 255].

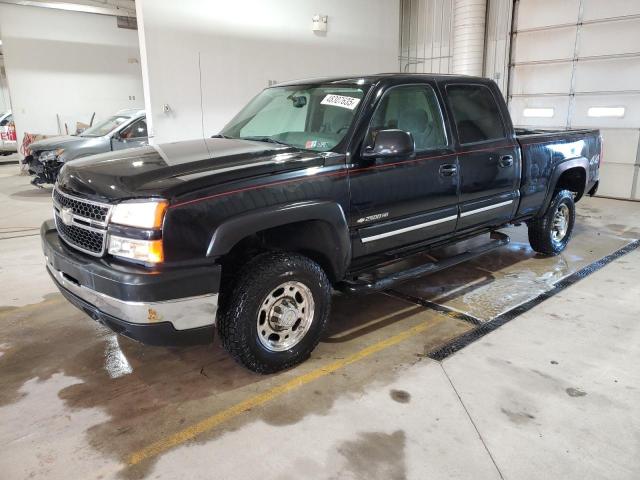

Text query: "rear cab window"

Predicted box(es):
[445, 84, 506, 145]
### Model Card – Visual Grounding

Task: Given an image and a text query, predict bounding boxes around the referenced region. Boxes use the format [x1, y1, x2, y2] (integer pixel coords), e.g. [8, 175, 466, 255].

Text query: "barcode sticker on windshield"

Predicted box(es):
[321, 94, 361, 110]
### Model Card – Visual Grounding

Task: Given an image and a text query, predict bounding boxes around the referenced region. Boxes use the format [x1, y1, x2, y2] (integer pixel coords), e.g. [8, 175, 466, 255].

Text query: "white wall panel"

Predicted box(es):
[597, 163, 636, 199]
[0, 59, 11, 112]
[0, 4, 143, 148]
[509, 96, 570, 128]
[574, 57, 640, 93]
[579, 20, 640, 57]
[511, 63, 573, 95]
[399, 0, 453, 73]
[599, 129, 639, 166]
[572, 94, 640, 129]
[484, 0, 512, 94]
[582, 0, 640, 21]
[509, 0, 640, 200]
[138, 0, 400, 143]
[517, 0, 580, 30]
[514, 27, 577, 63]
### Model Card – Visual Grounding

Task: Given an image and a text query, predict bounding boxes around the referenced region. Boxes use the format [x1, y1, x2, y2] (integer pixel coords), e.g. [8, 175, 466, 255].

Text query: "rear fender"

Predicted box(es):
[537, 157, 588, 217]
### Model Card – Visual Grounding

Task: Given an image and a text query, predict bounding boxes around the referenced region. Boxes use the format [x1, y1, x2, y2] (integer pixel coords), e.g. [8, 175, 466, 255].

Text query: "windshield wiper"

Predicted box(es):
[241, 136, 289, 146]
[211, 134, 233, 139]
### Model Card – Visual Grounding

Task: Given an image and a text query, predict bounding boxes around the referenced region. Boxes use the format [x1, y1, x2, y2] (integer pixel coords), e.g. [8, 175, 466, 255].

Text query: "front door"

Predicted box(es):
[443, 83, 520, 231]
[112, 118, 149, 151]
[349, 83, 459, 259]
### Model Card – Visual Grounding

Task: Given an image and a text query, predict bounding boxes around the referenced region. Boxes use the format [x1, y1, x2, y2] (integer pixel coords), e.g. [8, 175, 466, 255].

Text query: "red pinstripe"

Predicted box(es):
[170, 142, 515, 209]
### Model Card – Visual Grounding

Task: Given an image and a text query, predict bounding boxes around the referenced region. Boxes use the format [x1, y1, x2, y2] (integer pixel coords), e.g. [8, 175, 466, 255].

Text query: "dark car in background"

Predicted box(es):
[25, 108, 147, 186]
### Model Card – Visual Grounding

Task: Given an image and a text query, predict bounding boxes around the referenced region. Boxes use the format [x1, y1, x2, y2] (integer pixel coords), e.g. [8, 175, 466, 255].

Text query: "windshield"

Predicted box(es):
[220, 85, 366, 152]
[80, 115, 131, 137]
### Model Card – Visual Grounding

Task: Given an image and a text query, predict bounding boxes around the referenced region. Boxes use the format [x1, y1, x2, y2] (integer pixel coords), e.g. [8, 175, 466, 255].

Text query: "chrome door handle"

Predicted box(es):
[499, 155, 514, 167]
[439, 164, 457, 176]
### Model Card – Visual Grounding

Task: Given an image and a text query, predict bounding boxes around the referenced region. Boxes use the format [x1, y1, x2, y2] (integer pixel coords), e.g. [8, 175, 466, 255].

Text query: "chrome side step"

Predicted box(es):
[337, 232, 510, 294]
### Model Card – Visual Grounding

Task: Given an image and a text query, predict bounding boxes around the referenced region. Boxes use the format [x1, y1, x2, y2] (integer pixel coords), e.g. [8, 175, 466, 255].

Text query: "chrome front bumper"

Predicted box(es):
[46, 261, 218, 330]
[42, 219, 220, 345]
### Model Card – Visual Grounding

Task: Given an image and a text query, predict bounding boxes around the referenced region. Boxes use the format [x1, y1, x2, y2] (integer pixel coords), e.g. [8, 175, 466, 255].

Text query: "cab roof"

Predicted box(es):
[115, 108, 146, 117]
[274, 73, 488, 88]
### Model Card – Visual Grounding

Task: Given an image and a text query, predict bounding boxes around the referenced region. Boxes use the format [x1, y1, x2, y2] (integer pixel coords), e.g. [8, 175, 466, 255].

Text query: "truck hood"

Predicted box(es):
[56, 137, 326, 202]
[29, 135, 89, 152]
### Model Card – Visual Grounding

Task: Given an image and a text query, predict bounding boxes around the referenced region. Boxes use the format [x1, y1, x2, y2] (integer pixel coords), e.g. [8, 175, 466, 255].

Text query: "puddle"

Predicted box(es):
[0, 291, 470, 478]
[394, 223, 633, 322]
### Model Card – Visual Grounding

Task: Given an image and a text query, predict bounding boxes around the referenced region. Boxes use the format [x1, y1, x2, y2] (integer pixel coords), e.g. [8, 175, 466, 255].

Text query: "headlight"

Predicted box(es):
[108, 236, 164, 263]
[39, 148, 64, 162]
[110, 200, 168, 229]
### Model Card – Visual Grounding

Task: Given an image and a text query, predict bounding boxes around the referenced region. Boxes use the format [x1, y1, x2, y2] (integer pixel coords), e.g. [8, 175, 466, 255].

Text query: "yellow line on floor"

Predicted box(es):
[128, 319, 437, 465]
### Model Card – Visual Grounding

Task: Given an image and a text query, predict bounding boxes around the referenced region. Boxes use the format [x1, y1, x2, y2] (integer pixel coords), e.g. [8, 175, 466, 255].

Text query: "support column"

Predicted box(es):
[452, 0, 487, 76]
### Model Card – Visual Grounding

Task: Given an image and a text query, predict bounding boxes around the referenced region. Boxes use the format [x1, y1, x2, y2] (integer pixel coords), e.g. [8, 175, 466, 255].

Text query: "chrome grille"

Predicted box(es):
[54, 213, 105, 254]
[52, 186, 112, 257]
[53, 188, 109, 222]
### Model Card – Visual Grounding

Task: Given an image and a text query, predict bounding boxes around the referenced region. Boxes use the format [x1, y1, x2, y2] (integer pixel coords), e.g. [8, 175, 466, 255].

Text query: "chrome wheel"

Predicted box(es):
[257, 281, 315, 352]
[551, 204, 570, 242]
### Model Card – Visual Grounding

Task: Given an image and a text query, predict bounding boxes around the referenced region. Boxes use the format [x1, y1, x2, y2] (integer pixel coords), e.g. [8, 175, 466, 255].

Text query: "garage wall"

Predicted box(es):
[483, 0, 512, 95]
[0, 58, 11, 112]
[0, 4, 144, 150]
[508, 0, 640, 200]
[399, 0, 510, 94]
[136, 0, 400, 144]
[399, 0, 454, 73]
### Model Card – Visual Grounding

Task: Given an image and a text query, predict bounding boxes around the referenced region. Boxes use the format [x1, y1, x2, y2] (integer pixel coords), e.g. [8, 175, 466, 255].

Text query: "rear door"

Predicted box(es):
[443, 82, 520, 231]
[349, 83, 459, 257]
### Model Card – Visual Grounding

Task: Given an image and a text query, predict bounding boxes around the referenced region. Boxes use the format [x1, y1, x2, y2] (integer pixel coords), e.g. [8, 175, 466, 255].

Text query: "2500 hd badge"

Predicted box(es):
[42, 74, 600, 373]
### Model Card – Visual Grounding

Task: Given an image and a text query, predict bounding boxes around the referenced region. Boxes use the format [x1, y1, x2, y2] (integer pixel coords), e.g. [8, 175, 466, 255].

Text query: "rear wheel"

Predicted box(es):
[527, 189, 575, 255]
[217, 252, 331, 373]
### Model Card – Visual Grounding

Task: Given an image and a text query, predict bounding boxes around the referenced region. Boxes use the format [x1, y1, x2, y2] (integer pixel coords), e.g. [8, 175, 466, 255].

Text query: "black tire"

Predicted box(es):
[527, 189, 576, 255]
[217, 252, 332, 373]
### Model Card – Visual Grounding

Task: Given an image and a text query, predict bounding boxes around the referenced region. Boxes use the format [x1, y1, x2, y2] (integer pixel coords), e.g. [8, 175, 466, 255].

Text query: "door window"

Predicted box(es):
[367, 85, 447, 152]
[120, 119, 148, 139]
[446, 84, 506, 144]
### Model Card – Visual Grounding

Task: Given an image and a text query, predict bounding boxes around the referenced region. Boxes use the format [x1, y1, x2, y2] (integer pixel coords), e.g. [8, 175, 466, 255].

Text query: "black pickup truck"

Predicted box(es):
[41, 74, 600, 372]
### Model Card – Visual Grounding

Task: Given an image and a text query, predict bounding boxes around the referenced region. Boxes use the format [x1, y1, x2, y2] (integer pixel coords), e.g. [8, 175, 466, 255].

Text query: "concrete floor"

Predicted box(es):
[0, 163, 639, 480]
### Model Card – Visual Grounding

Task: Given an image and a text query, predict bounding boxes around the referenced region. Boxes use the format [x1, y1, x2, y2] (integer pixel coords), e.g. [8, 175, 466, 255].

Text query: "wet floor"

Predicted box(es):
[0, 290, 473, 478]
[392, 222, 635, 322]
[0, 163, 639, 480]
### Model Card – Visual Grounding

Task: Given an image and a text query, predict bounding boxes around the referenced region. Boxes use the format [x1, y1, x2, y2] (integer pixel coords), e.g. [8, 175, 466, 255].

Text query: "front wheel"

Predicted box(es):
[527, 189, 576, 255]
[217, 252, 332, 373]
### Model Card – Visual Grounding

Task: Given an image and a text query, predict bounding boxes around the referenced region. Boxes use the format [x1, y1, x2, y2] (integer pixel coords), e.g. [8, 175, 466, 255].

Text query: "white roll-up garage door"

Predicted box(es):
[508, 0, 640, 200]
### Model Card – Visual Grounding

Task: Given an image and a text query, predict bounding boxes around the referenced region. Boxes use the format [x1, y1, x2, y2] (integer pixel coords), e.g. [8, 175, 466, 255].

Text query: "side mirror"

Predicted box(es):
[362, 129, 415, 159]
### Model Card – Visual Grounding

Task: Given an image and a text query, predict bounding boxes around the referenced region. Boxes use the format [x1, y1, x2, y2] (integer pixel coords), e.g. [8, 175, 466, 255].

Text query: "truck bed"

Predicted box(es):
[514, 127, 601, 219]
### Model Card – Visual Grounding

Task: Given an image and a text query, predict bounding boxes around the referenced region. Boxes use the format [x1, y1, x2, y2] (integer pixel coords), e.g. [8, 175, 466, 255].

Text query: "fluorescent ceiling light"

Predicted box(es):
[587, 106, 625, 118]
[523, 107, 554, 118]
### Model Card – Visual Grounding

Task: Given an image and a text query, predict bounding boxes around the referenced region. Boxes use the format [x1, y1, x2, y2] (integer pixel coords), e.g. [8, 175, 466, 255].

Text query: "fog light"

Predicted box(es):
[108, 236, 164, 263]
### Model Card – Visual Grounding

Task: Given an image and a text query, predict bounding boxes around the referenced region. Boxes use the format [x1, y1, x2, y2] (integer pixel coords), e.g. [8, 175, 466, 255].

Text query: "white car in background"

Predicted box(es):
[0, 110, 17, 154]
